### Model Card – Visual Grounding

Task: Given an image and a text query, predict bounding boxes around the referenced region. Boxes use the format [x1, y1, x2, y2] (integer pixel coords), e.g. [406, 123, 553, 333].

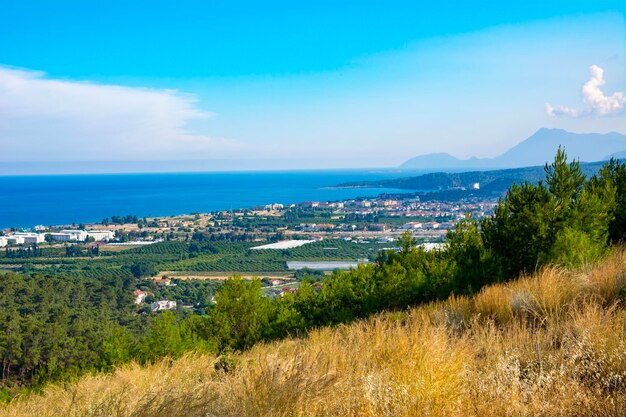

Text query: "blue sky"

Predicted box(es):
[1, 1, 625, 170]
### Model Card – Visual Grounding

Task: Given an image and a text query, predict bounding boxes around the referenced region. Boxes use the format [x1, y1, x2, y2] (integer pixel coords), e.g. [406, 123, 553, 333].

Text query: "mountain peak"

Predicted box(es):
[530, 127, 573, 138]
[535, 127, 567, 133]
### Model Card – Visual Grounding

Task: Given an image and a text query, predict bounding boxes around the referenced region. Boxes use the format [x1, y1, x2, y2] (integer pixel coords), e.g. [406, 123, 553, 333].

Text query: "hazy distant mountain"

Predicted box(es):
[606, 150, 626, 160]
[400, 129, 626, 170]
[396, 153, 488, 171]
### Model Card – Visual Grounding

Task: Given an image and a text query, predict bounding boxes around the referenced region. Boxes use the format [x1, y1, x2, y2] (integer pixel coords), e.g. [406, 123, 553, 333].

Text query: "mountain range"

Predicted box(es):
[400, 128, 626, 170]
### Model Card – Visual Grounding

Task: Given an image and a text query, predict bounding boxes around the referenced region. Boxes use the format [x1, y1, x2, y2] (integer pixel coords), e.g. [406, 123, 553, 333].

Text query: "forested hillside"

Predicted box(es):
[3, 246, 625, 416]
[339, 157, 619, 200]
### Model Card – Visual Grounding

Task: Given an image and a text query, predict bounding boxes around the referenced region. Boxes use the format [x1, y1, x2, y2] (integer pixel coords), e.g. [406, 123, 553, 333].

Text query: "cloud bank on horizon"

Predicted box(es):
[546, 65, 626, 119]
[0, 66, 240, 161]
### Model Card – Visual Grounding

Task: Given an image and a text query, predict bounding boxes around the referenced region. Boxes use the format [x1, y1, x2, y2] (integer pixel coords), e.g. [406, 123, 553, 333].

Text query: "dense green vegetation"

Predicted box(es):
[339, 158, 621, 202]
[0, 150, 624, 397]
[136, 279, 223, 314]
[161, 240, 387, 272]
[340, 158, 613, 191]
[0, 273, 138, 386]
[482, 150, 625, 277]
[0, 273, 222, 392]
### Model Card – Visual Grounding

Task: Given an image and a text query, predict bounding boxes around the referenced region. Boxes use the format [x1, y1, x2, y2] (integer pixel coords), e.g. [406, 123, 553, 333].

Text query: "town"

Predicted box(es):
[0, 193, 497, 313]
[1, 194, 496, 248]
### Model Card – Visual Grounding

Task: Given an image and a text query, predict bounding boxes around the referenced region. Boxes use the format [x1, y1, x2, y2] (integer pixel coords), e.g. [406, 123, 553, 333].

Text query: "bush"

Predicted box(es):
[130, 262, 156, 278]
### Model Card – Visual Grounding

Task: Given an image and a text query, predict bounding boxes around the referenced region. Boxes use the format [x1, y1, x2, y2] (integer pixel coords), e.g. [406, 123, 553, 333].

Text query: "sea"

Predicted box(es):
[0, 170, 416, 229]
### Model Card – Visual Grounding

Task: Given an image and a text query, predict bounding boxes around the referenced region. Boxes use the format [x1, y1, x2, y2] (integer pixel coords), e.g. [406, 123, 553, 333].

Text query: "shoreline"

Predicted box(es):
[0, 171, 414, 230]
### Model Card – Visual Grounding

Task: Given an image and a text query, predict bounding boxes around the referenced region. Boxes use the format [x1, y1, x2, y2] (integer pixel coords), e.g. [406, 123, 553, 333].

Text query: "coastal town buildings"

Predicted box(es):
[86, 230, 116, 241]
[1, 229, 115, 246]
[264, 203, 284, 211]
[6, 236, 25, 245]
[49, 230, 88, 242]
[399, 222, 423, 231]
[49, 229, 114, 242]
[11, 232, 45, 244]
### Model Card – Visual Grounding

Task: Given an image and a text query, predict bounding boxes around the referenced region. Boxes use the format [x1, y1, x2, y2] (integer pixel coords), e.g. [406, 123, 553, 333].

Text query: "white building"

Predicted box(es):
[151, 300, 177, 312]
[133, 290, 150, 305]
[0, 237, 7, 247]
[381, 199, 399, 207]
[6, 236, 25, 245]
[86, 230, 115, 241]
[399, 222, 423, 231]
[12, 233, 45, 244]
[50, 230, 88, 242]
[61, 230, 88, 241]
[264, 203, 284, 211]
[48, 233, 73, 242]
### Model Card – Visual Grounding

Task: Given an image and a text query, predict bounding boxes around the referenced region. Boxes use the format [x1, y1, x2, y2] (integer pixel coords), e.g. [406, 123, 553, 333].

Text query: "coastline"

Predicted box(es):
[0, 170, 412, 229]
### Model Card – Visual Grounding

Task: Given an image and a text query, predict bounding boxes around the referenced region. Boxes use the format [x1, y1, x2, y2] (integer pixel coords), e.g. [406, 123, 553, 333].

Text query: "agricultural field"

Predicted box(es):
[155, 239, 388, 274]
[0, 239, 392, 279]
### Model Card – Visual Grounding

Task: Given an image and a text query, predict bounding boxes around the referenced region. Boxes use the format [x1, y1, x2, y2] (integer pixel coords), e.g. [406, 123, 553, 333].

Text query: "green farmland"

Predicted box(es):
[1, 239, 392, 278]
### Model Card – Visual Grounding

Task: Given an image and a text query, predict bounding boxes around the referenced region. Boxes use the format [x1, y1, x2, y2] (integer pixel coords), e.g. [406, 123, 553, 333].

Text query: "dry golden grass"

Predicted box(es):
[2, 250, 625, 417]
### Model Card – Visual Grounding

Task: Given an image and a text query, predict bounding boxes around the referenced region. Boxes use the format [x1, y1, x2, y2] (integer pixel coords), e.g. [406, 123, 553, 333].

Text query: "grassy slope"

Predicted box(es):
[2, 250, 626, 417]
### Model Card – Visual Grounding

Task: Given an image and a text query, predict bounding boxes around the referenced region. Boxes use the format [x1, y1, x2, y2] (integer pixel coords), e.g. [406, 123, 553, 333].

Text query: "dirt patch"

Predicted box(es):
[100, 245, 143, 252]
[158, 271, 294, 281]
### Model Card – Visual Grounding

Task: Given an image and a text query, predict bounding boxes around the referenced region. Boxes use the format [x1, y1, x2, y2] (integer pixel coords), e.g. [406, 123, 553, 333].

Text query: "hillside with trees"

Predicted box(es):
[3, 244, 625, 416]
[0, 149, 625, 414]
[339, 157, 621, 201]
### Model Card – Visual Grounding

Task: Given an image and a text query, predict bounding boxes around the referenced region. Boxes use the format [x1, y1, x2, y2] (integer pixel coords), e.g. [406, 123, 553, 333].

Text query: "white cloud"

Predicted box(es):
[0, 67, 240, 161]
[582, 65, 626, 116]
[546, 65, 625, 119]
[545, 103, 579, 118]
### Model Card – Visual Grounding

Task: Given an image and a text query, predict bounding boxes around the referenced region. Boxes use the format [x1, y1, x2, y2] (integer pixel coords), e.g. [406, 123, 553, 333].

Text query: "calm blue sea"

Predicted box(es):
[0, 170, 413, 228]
